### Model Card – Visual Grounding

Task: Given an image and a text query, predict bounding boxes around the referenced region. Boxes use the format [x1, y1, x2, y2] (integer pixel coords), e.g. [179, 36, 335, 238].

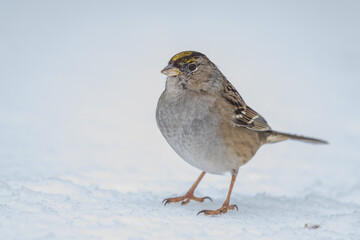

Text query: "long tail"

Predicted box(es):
[263, 130, 328, 145]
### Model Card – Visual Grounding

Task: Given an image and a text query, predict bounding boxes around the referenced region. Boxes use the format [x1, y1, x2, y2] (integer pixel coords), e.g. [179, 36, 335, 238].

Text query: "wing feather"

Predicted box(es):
[222, 79, 271, 131]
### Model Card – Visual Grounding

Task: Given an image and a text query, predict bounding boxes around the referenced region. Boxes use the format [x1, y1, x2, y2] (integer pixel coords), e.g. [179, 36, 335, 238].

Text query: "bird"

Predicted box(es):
[156, 51, 327, 216]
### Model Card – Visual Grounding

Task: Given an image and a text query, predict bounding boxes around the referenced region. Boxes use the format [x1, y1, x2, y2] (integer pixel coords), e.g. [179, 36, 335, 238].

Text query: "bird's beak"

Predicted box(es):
[161, 64, 181, 77]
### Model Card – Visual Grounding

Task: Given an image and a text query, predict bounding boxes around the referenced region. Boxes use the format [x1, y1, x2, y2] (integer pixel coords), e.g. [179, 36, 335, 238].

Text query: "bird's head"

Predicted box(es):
[161, 51, 224, 93]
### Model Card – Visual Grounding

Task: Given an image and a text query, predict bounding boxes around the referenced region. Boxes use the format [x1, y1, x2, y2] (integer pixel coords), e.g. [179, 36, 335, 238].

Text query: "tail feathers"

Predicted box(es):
[264, 130, 328, 145]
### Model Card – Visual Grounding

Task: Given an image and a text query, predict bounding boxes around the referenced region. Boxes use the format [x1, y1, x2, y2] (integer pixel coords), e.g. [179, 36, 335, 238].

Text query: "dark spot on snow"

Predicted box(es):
[304, 223, 320, 230]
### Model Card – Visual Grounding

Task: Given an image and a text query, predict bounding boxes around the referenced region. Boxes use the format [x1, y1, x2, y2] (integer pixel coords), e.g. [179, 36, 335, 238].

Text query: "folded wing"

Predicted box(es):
[221, 79, 271, 131]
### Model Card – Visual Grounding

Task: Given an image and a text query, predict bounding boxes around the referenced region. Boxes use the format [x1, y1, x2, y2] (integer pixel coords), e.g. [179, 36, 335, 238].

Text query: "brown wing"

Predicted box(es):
[221, 79, 271, 131]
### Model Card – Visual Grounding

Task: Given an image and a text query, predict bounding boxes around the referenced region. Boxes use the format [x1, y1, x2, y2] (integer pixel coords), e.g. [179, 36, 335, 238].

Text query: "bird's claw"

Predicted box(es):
[197, 204, 238, 216]
[163, 194, 212, 206]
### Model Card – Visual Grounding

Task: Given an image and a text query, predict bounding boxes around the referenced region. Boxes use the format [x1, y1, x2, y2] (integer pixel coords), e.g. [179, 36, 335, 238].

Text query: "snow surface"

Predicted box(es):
[1, 1, 360, 239]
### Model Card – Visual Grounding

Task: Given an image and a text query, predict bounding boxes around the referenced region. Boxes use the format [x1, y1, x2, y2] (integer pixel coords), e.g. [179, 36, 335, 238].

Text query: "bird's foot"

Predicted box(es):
[197, 204, 238, 215]
[163, 192, 212, 206]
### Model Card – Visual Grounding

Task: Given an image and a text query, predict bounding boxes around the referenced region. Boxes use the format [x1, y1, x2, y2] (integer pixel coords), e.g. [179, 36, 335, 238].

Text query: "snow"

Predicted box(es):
[2, 168, 360, 239]
[1, 1, 360, 239]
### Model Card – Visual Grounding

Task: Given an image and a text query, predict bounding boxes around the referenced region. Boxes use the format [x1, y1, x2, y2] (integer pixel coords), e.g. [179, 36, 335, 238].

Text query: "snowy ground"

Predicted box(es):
[2, 173, 360, 239]
[1, 1, 360, 239]
[1, 139, 360, 240]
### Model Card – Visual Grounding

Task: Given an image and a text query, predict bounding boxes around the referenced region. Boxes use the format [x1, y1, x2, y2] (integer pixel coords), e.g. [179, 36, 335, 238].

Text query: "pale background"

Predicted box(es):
[1, 1, 359, 239]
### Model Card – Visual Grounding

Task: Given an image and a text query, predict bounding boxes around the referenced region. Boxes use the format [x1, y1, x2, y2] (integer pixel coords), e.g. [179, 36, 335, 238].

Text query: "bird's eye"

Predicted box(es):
[188, 64, 196, 71]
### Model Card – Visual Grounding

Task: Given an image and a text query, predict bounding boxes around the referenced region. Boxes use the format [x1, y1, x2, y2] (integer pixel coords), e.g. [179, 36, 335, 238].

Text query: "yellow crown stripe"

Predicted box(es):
[170, 51, 195, 62]
[184, 57, 196, 63]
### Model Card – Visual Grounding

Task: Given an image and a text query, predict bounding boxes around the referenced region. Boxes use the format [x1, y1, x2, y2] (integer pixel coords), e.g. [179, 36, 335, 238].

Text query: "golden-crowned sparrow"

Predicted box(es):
[156, 51, 327, 215]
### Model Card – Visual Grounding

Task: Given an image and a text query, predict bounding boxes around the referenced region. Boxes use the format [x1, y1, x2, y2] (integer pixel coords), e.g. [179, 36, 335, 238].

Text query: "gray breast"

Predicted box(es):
[156, 90, 235, 174]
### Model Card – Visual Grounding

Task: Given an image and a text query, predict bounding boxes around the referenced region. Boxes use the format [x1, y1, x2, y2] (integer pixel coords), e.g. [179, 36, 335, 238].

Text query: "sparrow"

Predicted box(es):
[156, 51, 327, 215]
